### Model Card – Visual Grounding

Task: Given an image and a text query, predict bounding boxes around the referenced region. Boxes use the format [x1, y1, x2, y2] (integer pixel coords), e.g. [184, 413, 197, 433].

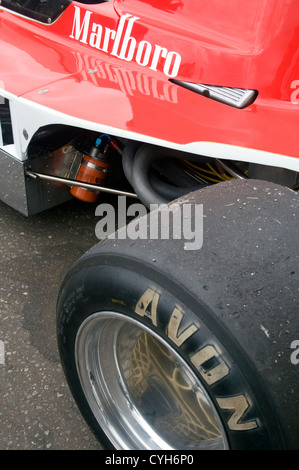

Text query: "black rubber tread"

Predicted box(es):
[57, 179, 299, 449]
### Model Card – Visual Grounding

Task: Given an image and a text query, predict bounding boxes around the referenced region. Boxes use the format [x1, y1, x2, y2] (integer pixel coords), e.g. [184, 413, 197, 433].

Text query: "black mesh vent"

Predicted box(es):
[0, 98, 13, 145]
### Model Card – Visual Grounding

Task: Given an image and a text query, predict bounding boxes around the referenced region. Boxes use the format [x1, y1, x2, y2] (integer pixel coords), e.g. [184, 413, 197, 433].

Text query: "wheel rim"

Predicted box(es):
[75, 312, 229, 450]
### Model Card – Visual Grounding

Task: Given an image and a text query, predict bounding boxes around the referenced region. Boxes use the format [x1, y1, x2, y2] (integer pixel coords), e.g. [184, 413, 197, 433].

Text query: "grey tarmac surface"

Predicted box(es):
[0, 195, 110, 450]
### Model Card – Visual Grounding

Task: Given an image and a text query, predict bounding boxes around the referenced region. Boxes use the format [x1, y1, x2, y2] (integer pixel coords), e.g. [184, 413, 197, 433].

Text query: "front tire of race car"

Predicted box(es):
[57, 180, 299, 450]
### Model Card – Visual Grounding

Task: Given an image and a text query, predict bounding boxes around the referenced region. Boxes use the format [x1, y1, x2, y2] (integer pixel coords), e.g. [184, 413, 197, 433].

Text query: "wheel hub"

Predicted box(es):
[75, 312, 229, 450]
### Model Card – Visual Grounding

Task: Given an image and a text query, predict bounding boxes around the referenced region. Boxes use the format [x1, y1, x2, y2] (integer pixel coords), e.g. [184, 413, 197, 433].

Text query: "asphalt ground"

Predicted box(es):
[0, 195, 110, 450]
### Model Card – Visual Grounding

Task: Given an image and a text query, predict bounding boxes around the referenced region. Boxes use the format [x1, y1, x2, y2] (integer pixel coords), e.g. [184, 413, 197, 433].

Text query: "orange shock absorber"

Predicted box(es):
[70, 138, 111, 203]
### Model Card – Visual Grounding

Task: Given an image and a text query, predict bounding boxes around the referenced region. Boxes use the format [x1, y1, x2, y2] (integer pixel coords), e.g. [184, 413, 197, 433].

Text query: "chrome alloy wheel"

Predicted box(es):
[75, 312, 229, 450]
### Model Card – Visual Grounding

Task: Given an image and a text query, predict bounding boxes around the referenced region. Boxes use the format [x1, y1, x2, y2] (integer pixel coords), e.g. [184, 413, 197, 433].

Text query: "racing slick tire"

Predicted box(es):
[57, 179, 299, 450]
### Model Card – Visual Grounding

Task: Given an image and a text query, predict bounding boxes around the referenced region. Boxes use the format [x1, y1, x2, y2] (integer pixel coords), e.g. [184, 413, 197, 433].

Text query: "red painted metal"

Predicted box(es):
[1, 0, 299, 162]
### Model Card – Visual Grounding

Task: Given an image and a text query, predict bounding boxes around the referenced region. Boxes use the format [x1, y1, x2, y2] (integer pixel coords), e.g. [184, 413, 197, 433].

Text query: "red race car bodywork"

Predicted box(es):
[1, 0, 299, 173]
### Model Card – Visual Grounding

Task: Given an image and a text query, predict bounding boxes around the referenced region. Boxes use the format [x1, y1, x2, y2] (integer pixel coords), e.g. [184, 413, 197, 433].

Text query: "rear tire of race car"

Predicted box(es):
[57, 179, 299, 450]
